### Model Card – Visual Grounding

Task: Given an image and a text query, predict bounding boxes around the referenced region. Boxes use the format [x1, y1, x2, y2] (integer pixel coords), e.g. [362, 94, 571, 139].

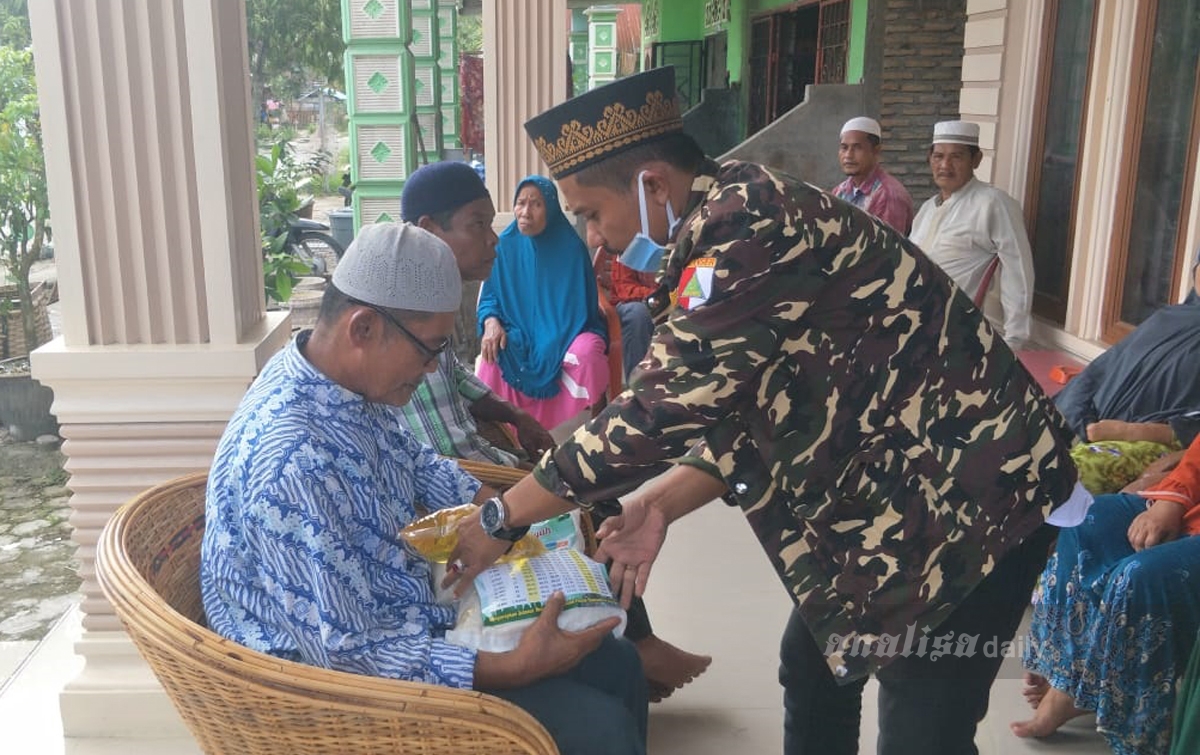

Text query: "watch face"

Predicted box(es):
[480, 498, 503, 533]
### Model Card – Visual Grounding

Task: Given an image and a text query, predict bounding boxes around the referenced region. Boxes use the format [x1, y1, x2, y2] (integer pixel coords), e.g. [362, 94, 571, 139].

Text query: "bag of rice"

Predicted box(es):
[528, 510, 583, 552]
[445, 548, 626, 652]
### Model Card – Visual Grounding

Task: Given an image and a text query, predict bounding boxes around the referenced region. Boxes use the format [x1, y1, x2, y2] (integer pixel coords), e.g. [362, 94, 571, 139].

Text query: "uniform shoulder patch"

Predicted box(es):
[672, 257, 717, 311]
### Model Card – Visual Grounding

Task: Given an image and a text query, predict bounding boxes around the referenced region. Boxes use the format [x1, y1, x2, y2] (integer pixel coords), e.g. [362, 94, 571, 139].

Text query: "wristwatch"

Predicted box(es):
[479, 495, 530, 542]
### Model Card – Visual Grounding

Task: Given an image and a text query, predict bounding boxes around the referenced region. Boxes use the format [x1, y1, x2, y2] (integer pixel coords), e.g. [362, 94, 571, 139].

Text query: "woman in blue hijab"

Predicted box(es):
[475, 175, 608, 431]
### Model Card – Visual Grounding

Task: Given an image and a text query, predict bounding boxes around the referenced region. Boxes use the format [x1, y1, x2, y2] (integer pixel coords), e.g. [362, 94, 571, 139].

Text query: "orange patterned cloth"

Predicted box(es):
[594, 246, 657, 304]
[1141, 433, 1200, 535]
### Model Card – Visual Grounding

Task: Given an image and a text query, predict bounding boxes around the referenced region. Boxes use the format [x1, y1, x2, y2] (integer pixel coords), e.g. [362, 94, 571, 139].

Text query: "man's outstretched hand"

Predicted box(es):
[594, 498, 668, 608]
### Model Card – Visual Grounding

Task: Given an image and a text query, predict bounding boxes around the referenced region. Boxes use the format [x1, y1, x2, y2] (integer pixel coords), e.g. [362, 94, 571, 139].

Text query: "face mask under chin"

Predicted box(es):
[620, 170, 678, 273]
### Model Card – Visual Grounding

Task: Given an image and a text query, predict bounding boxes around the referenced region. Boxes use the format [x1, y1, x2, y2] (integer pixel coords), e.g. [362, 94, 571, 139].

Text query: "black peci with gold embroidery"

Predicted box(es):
[524, 67, 683, 179]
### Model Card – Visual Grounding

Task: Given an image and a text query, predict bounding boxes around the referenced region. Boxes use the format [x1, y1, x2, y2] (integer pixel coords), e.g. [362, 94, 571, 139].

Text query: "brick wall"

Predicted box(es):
[879, 0, 968, 205]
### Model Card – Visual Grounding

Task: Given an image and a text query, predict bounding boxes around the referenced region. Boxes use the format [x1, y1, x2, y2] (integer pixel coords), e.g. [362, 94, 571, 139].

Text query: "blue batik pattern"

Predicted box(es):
[1023, 493, 1200, 755]
[201, 334, 482, 688]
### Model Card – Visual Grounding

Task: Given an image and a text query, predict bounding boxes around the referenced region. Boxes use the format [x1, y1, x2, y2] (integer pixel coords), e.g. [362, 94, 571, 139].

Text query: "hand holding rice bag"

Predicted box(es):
[445, 548, 626, 652]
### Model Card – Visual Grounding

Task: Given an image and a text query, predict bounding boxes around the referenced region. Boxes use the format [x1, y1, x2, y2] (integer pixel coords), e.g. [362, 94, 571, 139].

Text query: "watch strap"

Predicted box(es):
[483, 495, 529, 542]
[492, 523, 531, 543]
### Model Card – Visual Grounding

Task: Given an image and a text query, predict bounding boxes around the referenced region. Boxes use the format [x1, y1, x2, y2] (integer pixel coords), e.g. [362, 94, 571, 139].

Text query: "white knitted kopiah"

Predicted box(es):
[332, 222, 462, 313]
[932, 120, 980, 147]
[841, 116, 881, 138]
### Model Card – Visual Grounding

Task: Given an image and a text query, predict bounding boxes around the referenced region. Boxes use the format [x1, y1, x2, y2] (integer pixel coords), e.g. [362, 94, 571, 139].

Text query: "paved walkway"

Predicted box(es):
[0, 431, 77, 686]
[0, 269, 80, 687]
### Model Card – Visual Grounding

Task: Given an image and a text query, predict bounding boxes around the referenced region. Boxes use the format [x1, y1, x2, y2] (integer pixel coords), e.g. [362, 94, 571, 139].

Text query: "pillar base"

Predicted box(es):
[59, 631, 189, 739]
[30, 313, 291, 738]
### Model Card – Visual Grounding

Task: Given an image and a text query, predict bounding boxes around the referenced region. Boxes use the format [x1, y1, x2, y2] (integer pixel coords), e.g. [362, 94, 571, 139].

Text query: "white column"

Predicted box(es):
[28, 0, 290, 737]
[483, 0, 569, 203]
[989, 0, 1042, 198]
[958, 0, 1009, 185]
[584, 5, 621, 91]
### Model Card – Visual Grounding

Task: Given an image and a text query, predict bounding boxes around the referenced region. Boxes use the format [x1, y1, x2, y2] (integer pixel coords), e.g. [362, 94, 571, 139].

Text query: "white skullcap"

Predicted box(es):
[932, 120, 980, 147]
[841, 117, 881, 139]
[332, 222, 462, 313]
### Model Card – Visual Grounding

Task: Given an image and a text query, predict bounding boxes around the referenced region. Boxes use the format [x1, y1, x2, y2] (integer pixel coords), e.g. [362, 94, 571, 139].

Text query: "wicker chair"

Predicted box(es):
[95, 470, 559, 755]
[454, 457, 530, 490]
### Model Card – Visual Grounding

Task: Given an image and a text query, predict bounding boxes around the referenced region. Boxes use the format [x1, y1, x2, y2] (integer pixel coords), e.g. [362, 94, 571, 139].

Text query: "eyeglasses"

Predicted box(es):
[354, 300, 450, 366]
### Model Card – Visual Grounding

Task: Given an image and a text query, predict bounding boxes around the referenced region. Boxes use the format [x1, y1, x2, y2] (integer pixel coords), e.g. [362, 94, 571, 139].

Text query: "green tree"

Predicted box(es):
[0, 45, 49, 354]
[457, 14, 482, 54]
[246, 0, 344, 110]
[0, 0, 29, 49]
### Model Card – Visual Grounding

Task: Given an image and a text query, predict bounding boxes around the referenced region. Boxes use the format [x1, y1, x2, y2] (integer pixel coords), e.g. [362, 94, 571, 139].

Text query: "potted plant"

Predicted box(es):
[256, 134, 330, 305]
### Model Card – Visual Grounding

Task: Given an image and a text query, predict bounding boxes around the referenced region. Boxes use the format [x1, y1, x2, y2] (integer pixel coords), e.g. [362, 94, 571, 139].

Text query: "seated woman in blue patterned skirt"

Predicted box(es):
[1012, 432, 1200, 754]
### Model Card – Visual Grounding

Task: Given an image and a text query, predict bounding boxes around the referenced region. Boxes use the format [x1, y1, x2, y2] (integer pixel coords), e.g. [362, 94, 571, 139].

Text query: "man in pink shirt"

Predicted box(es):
[831, 116, 915, 234]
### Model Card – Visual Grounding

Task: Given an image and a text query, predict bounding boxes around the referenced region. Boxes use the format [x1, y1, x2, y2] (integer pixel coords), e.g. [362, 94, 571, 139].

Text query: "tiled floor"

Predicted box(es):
[644, 503, 1110, 755]
[0, 500, 1111, 754]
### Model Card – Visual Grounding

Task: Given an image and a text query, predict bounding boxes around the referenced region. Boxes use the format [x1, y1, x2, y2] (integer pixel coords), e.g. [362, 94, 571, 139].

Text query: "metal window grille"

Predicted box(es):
[816, 0, 850, 84]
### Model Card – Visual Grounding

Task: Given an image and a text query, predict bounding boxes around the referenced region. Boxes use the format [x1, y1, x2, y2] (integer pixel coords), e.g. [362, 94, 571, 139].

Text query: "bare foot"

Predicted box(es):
[648, 680, 673, 704]
[634, 634, 712, 703]
[1010, 687, 1089, 739]
[1021, 671, 1050, 710]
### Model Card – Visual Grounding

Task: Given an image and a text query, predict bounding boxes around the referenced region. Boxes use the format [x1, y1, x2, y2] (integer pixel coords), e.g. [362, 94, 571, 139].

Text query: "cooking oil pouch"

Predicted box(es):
[399, 504, 546, 564]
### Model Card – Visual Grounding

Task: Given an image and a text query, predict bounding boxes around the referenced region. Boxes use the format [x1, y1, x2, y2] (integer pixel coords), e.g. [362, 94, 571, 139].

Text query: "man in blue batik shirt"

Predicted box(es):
[201, 223, 646, 755]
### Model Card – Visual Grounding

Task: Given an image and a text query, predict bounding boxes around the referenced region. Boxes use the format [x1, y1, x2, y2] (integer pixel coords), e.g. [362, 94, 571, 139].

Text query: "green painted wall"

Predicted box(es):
[737, 0, 869, 85]
[752, 0, 799, 12]
[655, 0, 869, 89]
[658, 2, 704, 41]
[847, 0, 867, 83]
[727, 0, 746, 83]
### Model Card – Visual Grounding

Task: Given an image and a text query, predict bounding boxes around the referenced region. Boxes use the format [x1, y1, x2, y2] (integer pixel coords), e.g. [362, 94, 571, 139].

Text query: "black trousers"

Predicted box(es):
[778, 525, 1056, 755]
[624, 596, 652, 642]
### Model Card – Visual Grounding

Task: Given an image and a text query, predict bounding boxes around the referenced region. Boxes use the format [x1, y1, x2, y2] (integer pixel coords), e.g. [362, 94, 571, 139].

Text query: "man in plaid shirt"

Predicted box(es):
[397, 161, 555, 467]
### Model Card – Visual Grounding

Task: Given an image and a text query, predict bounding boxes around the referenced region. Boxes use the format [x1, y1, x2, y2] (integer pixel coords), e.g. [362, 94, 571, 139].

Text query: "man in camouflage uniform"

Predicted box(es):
[446, 68, 1089, 755]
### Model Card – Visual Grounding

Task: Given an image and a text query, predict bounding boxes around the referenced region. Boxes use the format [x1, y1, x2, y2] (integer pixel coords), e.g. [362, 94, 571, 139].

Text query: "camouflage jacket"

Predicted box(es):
[533, 160, 1077, 681]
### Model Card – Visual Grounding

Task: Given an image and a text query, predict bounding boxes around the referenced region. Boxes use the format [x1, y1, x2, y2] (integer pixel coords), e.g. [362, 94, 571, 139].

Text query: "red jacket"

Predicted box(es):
[595, 246, 657, 304]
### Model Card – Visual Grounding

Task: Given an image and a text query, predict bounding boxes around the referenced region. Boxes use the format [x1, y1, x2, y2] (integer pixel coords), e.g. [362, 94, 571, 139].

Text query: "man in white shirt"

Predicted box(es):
[910, 120, 1035, 348]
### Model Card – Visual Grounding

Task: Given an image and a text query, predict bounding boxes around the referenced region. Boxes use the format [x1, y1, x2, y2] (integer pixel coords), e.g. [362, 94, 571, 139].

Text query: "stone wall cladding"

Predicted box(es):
[880, 0, 968, 204]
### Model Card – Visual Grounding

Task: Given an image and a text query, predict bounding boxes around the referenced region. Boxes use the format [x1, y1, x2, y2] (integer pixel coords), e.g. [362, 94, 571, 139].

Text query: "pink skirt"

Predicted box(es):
[475, 332, 609, 432]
